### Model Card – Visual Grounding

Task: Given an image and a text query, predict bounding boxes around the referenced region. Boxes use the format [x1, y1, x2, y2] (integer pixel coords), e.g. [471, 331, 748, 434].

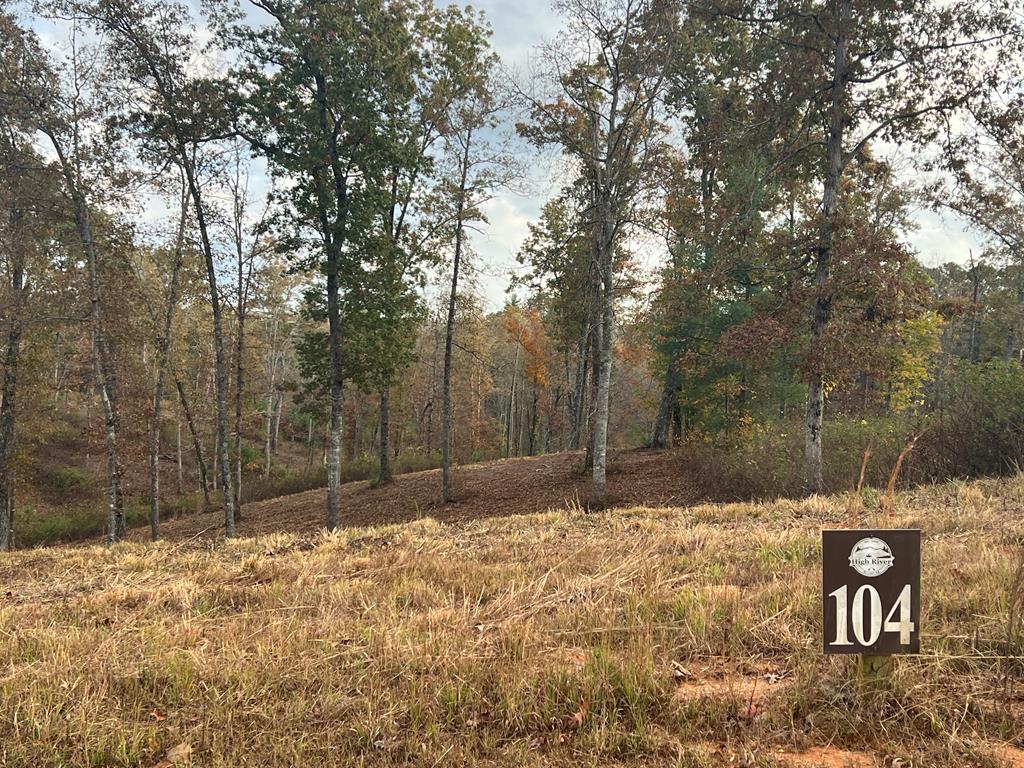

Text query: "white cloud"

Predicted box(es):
[907, 209, 985, 268]
[469, 190, 543, 310]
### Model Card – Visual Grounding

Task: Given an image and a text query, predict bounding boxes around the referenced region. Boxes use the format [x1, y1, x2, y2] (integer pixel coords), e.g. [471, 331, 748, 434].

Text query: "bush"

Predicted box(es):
[679, 416, 927, 501]
[394, 450, 442, 475]
[17, 504, 104, 547]
[34, 466, 93, 497]
[244, 468, 327, 503]
[911, 360, 1024, 479]
[680, 361, 1024, 501]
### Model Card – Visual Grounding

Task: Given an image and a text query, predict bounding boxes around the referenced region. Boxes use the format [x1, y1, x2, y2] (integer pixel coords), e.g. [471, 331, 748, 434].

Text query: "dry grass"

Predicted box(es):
[2, 476, 1024, 767]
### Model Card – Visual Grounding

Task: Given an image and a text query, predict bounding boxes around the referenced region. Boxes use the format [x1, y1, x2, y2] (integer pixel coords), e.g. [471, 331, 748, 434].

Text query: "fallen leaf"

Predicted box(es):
[671, 660, 692, 682]
[154, 741, 192, 768]
[566, 698, 588, 729]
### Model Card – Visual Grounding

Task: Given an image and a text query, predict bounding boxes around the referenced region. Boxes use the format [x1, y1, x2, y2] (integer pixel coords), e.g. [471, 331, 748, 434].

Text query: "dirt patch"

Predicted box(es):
[672, 661, 793, 713]
[991, 744, 1024, 767]
[127, 449, 701, 542]
[674, 673, 791, 703]
[775, 747, 878, 768]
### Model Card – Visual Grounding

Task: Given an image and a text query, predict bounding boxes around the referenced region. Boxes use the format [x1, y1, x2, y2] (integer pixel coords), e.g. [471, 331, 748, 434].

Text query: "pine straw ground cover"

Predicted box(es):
[1, 478, 1023, 767]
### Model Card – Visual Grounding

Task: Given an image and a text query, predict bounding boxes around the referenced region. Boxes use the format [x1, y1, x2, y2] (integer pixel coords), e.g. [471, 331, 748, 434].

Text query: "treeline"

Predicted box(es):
[1, 0, 1022, 548]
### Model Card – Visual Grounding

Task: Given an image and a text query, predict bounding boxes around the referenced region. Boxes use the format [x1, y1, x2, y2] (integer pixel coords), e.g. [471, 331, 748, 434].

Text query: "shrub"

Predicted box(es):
[679, 416, 926, 501]
[911, 360, 1024, 479]
[34, 466, 92, 497]
[17, 504, 104, 547]
[244, 468, 327, 503]
[681, 361, 1024, 501]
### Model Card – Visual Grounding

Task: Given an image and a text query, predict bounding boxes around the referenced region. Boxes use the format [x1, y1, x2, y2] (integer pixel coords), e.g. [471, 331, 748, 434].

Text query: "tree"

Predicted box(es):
[433, 29, 511, 502]
[648, 5, 810, 448]
[0, 8, 37, 551]
[223, 146, 270, 516]
[515, 194, 594, 451]
[519, 0, 674, 503]
[0, 47, 61, 547]
[715, 0, 1021, 491]
[224, 0, 424, 529]
[935, 95, 1024, 362]
[372, 5, 494, 485]
[66, 0, 240, 534]
[0, 11, 133, 541]
[147, 175, 188, 540]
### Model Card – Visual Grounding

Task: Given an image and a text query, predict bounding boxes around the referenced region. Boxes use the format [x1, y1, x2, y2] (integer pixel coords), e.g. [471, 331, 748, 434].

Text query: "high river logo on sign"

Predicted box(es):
[822, 530, 921, 654]
[848, 537, 894, 577]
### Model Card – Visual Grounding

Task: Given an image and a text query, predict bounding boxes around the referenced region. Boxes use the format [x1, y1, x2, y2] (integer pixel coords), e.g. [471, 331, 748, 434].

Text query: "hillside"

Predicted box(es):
[2, 475, 1023, 766]
[126, 449, 701, 542]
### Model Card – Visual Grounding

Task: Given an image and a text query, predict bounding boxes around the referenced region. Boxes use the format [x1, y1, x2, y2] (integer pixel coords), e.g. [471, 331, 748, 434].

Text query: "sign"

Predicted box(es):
[822, 529, 920, 654]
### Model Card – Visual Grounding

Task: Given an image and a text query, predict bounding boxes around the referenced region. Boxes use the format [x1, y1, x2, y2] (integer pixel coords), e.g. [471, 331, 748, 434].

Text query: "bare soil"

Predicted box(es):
[775, 747, 879, 768]
[131, 448, 700, 541]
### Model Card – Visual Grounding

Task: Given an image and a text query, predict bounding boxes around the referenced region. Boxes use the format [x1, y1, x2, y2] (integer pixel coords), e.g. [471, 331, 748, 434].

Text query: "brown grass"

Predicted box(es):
[2, 476, 1024, 767]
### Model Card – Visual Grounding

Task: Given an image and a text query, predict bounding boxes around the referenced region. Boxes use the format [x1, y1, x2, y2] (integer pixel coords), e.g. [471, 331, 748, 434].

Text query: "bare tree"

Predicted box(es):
[76, 0, 239, 533]
[21, 23, 130, 541]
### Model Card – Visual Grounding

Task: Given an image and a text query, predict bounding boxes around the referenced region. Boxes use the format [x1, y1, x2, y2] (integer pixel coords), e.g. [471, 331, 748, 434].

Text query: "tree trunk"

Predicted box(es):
[308, 70, 347, 532]
[234, 284, 245, 521]
[149, 185, 187, 540]
[86, 239, 123, 542]
[230, 162, 256, 523]
[306, 416, 314, 470]
[804, 0, 851, 494]
[442, 127, 472, 503]
[584, 261, 602, 470]
[584, 304, 602, 470]
[212, 433, 219, 492]
[506, 341, 521, 457]
[529, 383, 539, 456]
[163, 145, 235, 534]
[95, 303, 123, 542]
[272, 393, 282, 454]
[569, 330, 589, 450]
[325, 267, 343, 529]
[176, 377, 210, 505]
[650, 358, 680, 449]
[176, 409, 183, 497]
[671, 401, 684, 446]
[47, 136, 126, 543]
[379, 388, 392, 485]
[0, 225, 26, 552]
[264, 316, 279, 479]
[591, 219, 615, 505]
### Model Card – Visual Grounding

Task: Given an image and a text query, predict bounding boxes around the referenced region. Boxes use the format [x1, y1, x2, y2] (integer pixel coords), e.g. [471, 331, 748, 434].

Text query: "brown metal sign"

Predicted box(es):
[822, 529, 920, 654]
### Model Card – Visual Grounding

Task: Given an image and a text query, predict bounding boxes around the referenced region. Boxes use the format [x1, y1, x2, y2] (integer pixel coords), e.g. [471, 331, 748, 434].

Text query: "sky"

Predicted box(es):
[28, 0, 987, 311]
[458, 0, 562, 308]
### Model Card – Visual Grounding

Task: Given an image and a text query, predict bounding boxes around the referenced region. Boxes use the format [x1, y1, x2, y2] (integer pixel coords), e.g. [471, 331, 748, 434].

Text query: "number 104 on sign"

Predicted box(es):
[822, 529, 921, 654]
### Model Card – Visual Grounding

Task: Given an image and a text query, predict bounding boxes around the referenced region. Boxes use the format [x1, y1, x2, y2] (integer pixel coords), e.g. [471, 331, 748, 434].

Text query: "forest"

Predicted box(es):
[4, 1, 1024, 767]
[0, 0, 1022, 548]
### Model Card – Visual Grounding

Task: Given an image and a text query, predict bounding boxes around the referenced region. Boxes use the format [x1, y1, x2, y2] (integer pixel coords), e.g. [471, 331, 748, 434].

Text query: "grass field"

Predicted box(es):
[1, 475, 1023, 767]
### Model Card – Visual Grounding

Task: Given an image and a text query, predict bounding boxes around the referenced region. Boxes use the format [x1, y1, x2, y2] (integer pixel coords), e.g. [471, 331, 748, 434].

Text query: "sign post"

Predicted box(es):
[822, 529, 920, 686]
